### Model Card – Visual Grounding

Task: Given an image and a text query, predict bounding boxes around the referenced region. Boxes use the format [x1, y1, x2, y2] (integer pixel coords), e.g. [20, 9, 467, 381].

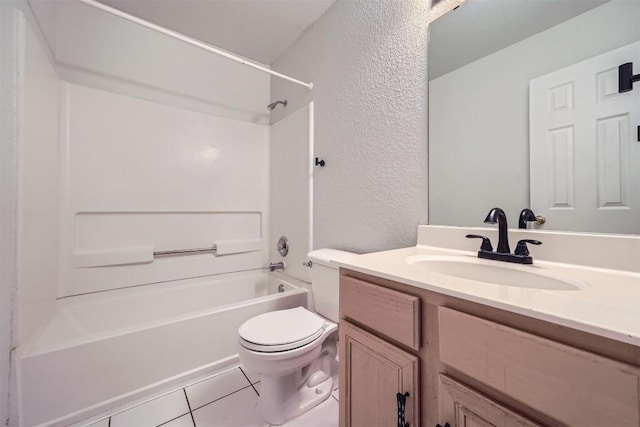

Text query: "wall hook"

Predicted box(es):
[315, 157, 326, 167]
[619, 62, 640, 93]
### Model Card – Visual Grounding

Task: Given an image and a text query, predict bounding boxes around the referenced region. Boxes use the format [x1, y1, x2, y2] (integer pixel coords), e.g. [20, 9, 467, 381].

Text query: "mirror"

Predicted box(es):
[428, 0, 640, 234]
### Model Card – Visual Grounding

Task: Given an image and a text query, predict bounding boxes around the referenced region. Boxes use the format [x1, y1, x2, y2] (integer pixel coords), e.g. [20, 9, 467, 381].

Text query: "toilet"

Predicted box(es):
[237, 249, 353, 425]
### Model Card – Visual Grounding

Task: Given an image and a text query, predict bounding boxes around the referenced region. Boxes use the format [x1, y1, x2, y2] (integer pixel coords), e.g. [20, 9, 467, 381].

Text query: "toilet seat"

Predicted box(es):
[238, 307, 326, 353]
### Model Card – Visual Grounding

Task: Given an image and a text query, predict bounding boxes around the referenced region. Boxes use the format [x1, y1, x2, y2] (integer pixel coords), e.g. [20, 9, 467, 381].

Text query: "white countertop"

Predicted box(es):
[335, 245, 640, 346]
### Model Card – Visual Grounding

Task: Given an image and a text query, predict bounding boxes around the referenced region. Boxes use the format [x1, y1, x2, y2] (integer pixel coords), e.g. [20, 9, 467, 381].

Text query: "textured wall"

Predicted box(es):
[270, 0, 433, 253]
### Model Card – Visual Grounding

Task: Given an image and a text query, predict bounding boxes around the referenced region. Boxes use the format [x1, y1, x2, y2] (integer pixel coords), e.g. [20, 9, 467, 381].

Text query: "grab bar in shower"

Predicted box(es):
[153, 246, 217, 257]
[75, 239, 262, 268]
[154, 239, 261, 257]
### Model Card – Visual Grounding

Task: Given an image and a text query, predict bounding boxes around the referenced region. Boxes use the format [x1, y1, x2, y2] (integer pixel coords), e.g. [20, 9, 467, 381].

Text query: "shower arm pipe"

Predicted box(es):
[76, 0, 314, 91]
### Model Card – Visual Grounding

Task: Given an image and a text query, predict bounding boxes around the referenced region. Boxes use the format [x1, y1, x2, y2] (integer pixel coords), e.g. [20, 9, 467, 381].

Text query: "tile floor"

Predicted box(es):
[79, 366, 339, 427]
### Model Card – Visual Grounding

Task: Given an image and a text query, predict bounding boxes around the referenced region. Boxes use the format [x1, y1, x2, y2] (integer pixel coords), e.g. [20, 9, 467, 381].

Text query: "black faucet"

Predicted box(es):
[518, 208, 536, 229]
[466, 207, 542, 265]
[484, 207, 510, 253]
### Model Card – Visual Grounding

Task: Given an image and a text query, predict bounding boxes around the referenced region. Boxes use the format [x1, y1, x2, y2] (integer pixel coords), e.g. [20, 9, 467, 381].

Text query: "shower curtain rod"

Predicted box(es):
[77, 0, 314, 90]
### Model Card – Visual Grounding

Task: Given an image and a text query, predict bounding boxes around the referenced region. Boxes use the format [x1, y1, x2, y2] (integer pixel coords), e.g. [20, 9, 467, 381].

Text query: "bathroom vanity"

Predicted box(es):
[352, 0, 640, 424]
[336, 228, 640, 427]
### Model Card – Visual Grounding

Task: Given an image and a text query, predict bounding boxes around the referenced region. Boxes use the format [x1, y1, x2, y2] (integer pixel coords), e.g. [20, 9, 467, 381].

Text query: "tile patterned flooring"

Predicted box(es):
[78, 366, 339, 427]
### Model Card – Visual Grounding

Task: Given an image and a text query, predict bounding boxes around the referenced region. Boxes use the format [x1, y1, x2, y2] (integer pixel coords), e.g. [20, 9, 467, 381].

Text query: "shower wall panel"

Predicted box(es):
[59, 83, 270, 297]
[55, 1, 270, 125]
[17, 10, 60, 344]
[269, 104, 313, 283]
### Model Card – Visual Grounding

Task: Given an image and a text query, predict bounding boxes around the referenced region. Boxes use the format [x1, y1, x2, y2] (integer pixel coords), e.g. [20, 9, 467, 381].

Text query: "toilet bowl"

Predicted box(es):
[237, 249, 353, 425]
[238, 307, 338, 424]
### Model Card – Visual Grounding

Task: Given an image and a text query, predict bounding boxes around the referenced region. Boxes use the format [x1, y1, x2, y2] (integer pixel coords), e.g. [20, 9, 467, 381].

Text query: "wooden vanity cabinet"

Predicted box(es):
[339, 275, 421, 427]
[438, 374, 541, 427]
[339, 268, 640, 427]
[339, 320, 419, 427]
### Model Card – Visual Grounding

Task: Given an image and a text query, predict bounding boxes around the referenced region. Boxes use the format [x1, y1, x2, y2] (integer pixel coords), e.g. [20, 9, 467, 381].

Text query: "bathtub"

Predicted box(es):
[18, 271, 309, 427]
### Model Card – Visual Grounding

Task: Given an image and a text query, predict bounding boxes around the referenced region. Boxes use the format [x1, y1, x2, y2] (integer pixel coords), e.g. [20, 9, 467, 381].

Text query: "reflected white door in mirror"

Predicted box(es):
[428, 0, 640, 235]
[530, 41, 640, 234]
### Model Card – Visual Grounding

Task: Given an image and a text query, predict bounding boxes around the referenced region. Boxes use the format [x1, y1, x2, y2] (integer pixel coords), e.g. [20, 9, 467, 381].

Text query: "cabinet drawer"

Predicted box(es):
[439, 307, 640, 426]
[340, 276, 420, 350]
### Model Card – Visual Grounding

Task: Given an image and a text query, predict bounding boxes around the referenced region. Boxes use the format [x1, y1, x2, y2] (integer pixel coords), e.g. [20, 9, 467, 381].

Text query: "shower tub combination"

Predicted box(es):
[18, 271, 308, 427]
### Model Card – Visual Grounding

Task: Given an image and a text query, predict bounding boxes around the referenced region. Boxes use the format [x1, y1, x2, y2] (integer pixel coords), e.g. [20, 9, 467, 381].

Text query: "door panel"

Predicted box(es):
[530, 41, 640, 233]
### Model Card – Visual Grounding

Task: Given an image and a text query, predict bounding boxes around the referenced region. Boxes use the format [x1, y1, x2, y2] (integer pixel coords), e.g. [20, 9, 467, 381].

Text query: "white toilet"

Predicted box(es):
[237, 249, 352, 425]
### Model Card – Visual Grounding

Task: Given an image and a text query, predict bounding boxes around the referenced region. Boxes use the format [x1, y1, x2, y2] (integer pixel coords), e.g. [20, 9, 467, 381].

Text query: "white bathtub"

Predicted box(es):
[18, 271, 309, 427]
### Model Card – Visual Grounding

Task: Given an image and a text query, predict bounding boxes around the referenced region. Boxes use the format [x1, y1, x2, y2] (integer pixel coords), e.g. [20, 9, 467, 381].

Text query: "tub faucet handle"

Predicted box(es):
[269, 261, 286, 272]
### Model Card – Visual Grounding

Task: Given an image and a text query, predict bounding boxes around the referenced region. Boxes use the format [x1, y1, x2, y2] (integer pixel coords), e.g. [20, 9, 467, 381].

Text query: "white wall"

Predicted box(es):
[24, 0, 56, 62]
[0, 3, 20, 424]
[429, 0, 640, 227]
[51, 1, 273, 296]
[270, 0, 430, 254]
[1, 2, 61, 424]
[269, 104, 313, 283]
[59, 83, 270, 296]
[16, 8, 60, 345]
[55, 1, 271, 125]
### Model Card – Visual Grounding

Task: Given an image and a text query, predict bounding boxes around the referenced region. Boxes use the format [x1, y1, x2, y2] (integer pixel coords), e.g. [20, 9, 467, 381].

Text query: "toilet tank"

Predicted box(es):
[307, 249, 355, 323]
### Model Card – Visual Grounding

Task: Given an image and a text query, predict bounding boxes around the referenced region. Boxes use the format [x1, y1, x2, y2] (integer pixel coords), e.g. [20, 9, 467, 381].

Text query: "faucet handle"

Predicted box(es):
[515, 239, 542, 256]
[466, 234, 493, 252]
[519, 209, 547, 229]
[518, 209, 536, 229]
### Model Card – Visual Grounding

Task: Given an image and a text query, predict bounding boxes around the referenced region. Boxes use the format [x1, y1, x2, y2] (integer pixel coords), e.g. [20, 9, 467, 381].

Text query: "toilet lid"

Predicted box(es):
[238, 307, 325, 348]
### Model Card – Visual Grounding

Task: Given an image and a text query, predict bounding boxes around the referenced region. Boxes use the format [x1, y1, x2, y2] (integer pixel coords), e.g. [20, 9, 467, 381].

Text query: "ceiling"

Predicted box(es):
[98, 0, 337, 65]
[429, 0, 609, 79]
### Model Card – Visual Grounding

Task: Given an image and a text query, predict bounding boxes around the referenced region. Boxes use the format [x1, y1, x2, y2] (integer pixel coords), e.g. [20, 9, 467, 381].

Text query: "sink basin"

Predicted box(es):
[405, 255, 586, 290]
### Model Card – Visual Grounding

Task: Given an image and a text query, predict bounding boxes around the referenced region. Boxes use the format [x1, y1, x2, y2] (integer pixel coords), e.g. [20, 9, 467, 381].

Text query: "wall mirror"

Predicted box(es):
[428, 0, 640, 234]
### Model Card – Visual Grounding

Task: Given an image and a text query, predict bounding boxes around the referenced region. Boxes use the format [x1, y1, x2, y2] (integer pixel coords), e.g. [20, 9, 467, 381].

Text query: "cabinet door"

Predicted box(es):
[439, 375, 541, 427]
[339, 320, 419, 427]
[455, 406, 495, 427]
[439, 307, 640, 426]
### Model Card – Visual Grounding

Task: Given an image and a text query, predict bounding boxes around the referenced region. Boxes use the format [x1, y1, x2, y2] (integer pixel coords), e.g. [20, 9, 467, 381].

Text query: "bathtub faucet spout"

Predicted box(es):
[269, 261, 286, 272]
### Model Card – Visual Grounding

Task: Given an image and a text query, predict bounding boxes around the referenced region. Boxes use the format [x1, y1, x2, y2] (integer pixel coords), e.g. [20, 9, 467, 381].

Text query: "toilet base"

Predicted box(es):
[254, 337, 337, 425]
[257, 369, 333, 425]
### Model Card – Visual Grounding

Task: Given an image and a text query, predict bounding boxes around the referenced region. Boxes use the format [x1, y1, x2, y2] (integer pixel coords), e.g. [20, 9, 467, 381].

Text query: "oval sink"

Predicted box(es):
[405, 255, 586, 290]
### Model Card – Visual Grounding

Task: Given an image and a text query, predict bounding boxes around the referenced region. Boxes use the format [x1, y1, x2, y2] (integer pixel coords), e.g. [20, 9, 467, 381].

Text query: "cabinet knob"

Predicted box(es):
[397, 392, 410, 427]
[436, 424, 451, 427]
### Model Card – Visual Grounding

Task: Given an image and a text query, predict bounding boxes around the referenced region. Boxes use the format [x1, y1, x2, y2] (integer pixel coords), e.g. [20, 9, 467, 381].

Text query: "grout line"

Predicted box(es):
[183, 389, 197, 427]
[103, 364, 244, 425]
[189, 384, 254, 412]
[99, 390, 192, 427]
[155, 410, 192, 427]
[75, 365, 247, 427]
[239, 367, 260, 396]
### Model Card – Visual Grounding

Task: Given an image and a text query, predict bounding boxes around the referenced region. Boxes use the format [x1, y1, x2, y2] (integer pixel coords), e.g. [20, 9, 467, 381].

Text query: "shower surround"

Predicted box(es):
[4, 1, 316, 425]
